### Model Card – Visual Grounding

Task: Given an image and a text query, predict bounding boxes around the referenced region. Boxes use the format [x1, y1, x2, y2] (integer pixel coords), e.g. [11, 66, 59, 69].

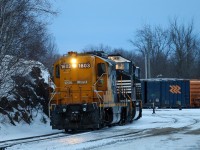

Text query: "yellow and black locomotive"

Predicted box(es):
[49, 51, 142, 131]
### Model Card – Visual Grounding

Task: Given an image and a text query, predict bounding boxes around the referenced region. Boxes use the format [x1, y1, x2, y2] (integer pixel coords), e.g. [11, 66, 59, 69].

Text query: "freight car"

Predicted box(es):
[49, 51, 142, 132]
[141, 79, 200, 108]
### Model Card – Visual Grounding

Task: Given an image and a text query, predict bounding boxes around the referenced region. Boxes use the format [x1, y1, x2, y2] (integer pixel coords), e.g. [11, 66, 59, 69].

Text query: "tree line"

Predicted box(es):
[0, 0, 58, 97]
[84, 19, 200, 79]
[0, 0, 58, 71]
[130, 18, 200, 79]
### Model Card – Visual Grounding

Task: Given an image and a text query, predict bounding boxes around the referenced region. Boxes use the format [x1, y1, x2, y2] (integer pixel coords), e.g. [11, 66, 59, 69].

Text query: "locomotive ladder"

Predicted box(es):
[48, 77, 57, 117]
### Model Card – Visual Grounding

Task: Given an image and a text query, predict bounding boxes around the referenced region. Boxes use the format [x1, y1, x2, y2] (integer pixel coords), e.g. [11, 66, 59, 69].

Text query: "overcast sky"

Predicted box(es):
[49, 0, 200, 54]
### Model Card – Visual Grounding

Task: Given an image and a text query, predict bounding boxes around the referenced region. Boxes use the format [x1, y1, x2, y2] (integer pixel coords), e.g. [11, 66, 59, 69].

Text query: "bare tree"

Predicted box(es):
[130, 25, 171, 78]
[169, 18, 199, 78]
[82, 44, 112, 54]
[39, 37, 60, 74]
[0, 0, 57, 78]
[195, 49, 200, 78]
[0, 0, 57, 59]
[150, 26, 171, 77]
[0, 0, 58, 124]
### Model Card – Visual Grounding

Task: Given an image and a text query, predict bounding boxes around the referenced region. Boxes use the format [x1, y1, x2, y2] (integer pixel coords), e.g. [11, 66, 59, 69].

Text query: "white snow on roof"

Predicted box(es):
[141, 78, 190, 81]
[108, 56, 131, 63]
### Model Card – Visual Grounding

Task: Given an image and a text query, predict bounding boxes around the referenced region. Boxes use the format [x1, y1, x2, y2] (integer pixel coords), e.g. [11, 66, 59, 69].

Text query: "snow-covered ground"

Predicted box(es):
[1, 109, 200, 150]
[0, 114, 60, 142]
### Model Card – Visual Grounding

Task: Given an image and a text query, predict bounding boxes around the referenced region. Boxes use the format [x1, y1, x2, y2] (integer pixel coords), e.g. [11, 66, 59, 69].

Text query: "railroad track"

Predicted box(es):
[0, 130, 96, 150]
[81, 117, 200, 150]
[0, 132, 66, 149]
[142, 113, 200, 136]
[1, 128, 149, 150]
[81, 129, 151, 150]
[156, 114, 200, 130]
[145, 112, 199, 128]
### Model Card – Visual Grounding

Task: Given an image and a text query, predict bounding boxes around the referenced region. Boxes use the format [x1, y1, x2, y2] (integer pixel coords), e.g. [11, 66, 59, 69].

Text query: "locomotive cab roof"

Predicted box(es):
[108, 55, 131, 63]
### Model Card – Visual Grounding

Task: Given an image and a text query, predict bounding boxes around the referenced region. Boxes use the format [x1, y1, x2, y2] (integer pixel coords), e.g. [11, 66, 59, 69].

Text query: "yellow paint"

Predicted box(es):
[50, 52, 115, 105]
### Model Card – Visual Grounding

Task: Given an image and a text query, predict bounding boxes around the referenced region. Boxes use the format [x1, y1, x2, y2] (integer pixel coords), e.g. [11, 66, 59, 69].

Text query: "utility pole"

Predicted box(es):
[148, 54, 151, 78]
[145, 54, 148, 79]
[145, 52, 151, 79]
[147, 38, 151, 79]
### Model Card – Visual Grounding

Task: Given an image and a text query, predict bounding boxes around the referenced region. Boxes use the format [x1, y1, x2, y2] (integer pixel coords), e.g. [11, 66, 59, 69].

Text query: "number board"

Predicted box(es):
[60, 63, 91, 69]
[78, 63, 91, 68]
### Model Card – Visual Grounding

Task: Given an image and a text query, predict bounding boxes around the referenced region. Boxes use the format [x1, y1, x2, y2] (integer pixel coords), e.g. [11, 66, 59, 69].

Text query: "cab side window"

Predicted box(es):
[55, 64, 60, 78]
[97, 63, 106, 76]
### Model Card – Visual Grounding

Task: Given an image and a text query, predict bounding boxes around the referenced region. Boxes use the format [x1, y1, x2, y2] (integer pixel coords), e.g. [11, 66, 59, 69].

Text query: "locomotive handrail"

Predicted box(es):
[93, 73, 107, 103]
[93, 90, 104, 102]
[125, 92, 132, 101]
[93, 73, 107, 87]
[48, 77, 57, 117]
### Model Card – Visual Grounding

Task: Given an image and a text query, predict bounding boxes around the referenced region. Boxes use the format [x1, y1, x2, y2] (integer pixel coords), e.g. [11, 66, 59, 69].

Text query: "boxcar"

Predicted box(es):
[141, 79, 200, 108]
[190, 80, 200, 107]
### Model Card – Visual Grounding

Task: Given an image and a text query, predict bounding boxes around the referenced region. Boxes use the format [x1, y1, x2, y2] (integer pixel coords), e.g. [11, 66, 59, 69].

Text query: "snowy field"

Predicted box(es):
[1, 109, 200, 150]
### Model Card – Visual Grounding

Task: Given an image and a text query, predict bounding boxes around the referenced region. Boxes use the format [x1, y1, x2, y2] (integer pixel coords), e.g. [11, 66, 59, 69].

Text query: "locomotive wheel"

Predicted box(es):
[65, 129, 75, 133]
[118, 120, 124, 126]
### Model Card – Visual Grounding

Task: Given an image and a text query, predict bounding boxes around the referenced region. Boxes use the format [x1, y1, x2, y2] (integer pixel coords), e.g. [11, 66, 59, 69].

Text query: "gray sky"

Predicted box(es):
[49, 0, 200, 54]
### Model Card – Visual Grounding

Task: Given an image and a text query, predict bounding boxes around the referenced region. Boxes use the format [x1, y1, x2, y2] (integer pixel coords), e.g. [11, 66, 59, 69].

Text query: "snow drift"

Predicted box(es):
[0, 55, 50, 125]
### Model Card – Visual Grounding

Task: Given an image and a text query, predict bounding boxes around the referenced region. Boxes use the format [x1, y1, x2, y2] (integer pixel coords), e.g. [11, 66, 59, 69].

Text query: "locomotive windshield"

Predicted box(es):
[108, 55, 131, 73]
[116, 62, 130, 72]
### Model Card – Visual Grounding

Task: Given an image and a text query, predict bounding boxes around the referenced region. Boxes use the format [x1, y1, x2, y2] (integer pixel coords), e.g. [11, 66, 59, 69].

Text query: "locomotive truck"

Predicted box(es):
[49, 51, 142, 132]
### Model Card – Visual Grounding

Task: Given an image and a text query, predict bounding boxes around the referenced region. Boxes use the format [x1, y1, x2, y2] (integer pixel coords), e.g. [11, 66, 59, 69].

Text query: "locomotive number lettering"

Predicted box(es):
[77, 80, 87, 84]
[61, 64, 71, 69]
[60, 63, 90, 69]
[78, 63, 91, 68]
[64, 80, 72, 84]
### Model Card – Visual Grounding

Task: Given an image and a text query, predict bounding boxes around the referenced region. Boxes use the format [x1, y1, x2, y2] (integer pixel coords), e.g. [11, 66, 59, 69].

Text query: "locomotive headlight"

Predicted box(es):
[71, 58, 77, 68]
[82, 104, 87, 112]
[71, 58, 77, 63]
[63, 108, 67, 112]
[72, 63, 77, 68]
